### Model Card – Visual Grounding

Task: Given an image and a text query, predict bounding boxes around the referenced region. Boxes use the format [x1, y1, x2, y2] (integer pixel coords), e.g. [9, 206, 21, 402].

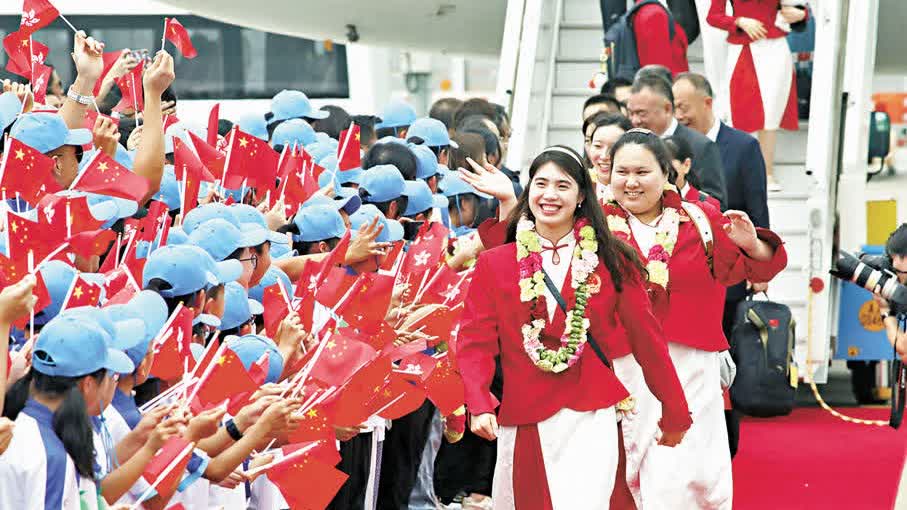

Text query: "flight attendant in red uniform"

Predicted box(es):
[605, 129, 787, 509]
[456, 146, 692, 509]
[707, 0, 809, 191]
[633, 0, 690, 77]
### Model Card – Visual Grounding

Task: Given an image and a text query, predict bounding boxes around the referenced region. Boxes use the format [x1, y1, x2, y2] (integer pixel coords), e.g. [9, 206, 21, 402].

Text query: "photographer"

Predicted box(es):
[874, 224, 907, 363]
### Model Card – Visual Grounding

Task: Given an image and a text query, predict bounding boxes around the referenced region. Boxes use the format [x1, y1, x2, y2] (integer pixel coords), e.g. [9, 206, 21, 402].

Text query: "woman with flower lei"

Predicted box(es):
[606, 130, 788, 509]
[456, 145, 692, 509]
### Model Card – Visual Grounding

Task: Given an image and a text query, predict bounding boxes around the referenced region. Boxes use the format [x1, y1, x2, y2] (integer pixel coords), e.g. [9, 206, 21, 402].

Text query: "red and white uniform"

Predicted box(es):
[708, 0, 804, 133]
[457, 233, 692, 509]
[633, 0, 690, 77]
[613, 201, 786, 509]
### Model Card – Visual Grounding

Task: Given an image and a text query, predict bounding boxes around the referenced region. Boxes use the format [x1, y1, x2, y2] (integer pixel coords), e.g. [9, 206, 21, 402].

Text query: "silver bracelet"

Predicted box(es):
[66, 86, 94, 106]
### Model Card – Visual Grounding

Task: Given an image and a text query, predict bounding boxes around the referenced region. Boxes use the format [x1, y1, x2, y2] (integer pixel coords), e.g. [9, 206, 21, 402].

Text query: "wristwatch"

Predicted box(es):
[66, 86, 95, 106]
[225, 418, 244, 441]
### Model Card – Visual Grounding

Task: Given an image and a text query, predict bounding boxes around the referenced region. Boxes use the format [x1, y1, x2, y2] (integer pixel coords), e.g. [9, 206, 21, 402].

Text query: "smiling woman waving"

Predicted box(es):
[456, 145, 691, 510]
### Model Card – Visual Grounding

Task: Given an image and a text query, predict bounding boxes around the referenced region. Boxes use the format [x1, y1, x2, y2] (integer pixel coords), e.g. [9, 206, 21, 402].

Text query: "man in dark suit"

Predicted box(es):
[673, 71, 771, 458]
[627, 75, 727, 209]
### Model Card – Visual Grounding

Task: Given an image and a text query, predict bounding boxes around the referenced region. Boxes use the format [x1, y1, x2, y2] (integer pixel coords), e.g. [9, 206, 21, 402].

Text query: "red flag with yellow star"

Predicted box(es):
[187, 130, 225, 181]
[19, 0, 59, 36]
[337, 124, 361, 171]
[67, 229, 117, 259]
[191, 348, 259, 413]
[164, 17, 198, 59]
[71, 151, 150, 203]
[308, 330, 378, 388]
[314, 266, 356, 311]
[150, 305, 193, 383]
[6, 212, 56, 263]
[262, 282, 290, 338]
[334, 272, 394, 333]
[3, 30, 48, 79]
[267, 450, 348, 510]
[113, 60, 144, 114]
[13, 270, 50, 330]
[222, 127, 279, 191]
[1, 138, 55, 206]
[374, 371, 428, 420]
[328, 354, 392, 426]
[287, 403, 334, 443]
[141, 437, 194, 503]
[422, 354, 465, 416]
[60, 274, 103, 311]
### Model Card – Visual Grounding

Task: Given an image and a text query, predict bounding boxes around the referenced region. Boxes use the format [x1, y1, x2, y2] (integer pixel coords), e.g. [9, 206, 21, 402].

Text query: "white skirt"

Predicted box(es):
[493, 407, 618, 509]
[613, 343, 733, 509]
[717, 37, 798, 133]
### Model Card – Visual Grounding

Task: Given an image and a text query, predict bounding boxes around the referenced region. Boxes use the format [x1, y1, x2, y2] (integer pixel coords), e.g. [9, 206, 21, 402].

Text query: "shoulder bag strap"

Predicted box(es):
[680, 201, 715, 275]
[541, 269, 611, 368]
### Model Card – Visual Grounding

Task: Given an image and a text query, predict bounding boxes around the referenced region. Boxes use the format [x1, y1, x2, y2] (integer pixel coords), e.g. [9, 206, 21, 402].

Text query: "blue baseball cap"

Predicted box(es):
[292, 204, 347, 242]
[34, 261, 105, 326]
[104, 290, 169, 367]
[302, 189, 361, 216]
[226, 334, 284, 384]
[10, 113, 92, 154]
[230, 204, 289, 245]
[305, 142, 334, 163]
[167, 226, 189, 245]
[249, 266, 293, 303]
[440, 173, 492, 199]
[407, 118, 458, 148]
[163, 121, 206, 154]
[220, 282, 264, 331]
[154, 165, 182, 210]
[182, 203, 240, 234]
[315, 132, 337, 146]
[349, 204, 404, 243]
[0, 93, 21, 132]
[59, 306, 146, 354]
[188, 218, 261, 262]
[143, 244, 242, 297]
[404, 180, 448, 216]
[269, 90, 328, 124]
[269, 241, 294, 260]
[410, 144, 441, 179]
[358, 165, 416, 203]
[32, 315, 134, 377]
[271, 118, 317, 148]
[376, 100, 416, 129]
[318, 167, 363, 188]
[237, 113, 269, 141]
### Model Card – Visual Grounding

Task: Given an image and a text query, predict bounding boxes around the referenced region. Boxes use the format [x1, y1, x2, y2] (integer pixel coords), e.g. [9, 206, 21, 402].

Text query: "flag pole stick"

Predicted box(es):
[57, 14, 79, 35]
[65, 202, 72, 238]
[132, 74, 139, 130]
[128, 442, 196, 510]
[161, 18, 168, 53]
[242, 441, 320, 479]
[27, 250, 34, 339]
[68, 151, 100, 191]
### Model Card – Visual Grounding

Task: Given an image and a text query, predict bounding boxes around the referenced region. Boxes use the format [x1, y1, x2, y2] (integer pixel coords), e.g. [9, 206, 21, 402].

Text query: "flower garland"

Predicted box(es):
[602, 183, 683, 291]
[516, 217, 600, 373]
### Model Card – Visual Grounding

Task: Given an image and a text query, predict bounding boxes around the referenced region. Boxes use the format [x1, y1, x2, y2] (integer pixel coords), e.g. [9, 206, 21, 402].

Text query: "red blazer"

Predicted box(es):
[456, 243, 692, 431]
[684, 184, 721, 210]
[707, 0, 807, 45]
[614, 201, 786, 353]
[634, 1, 690, 77]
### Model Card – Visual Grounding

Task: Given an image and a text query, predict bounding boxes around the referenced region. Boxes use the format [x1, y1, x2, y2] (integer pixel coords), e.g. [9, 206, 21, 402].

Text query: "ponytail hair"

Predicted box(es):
[5, 369, 105, 479]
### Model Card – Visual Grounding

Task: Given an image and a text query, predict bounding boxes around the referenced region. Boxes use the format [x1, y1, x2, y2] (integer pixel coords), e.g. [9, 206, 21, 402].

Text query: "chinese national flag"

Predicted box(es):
[3, 31, 48, 79]
[19, 0, 59, 36]
[0, 254, 28, 288]
[287, 403, 335, 443]
[13, 270, 50, 330]
[334, 272, 394, 332]
[150, 306, 193, 383]
[329, 355, 391, 426]
[268, 454, 348, 510]
[93, 51, 124, 96]
[374, 372, 428, 420]
[248, 352, 270, 386]
[206, 103, 219, 147]
[1, 138, 55, 205]
[191, 348, 259, 412]
[6, 212, 56, 263]
[223, 127, 279, 190]
[173, 137, 216, 215]
[67, 229, 116, 259]
[163, 113, 180, 133]
[30, 62, 52, 104]
[314, 266, 356, 310]
[164, 18, 198, 59]
[313, 230, 350, 287]
[400, 222, 449, 276]
[282, 440, 341, 468]
[422, 354, 465, 416]
[378, 241, 405, 273]
[262, 282, 290, 338]
[113, 61, 145, 113]
[187, 131, 225, 180]
[308, 330, 378, 388]
[60, 275, 102, 311]
[337, 124, 361, 171]
[72, 151, 150, 203]
[142, 437, 194, 502]
[281, 159, 319, 217]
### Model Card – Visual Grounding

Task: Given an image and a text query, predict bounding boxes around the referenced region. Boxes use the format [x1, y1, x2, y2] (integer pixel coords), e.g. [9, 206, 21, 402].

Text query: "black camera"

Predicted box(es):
[830, 250, 907, 315]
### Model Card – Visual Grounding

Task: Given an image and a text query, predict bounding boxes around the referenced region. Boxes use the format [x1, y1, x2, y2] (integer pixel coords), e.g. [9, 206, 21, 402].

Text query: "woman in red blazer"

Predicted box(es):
[456, 145, 691, 509]
[606, 129, 787, 509]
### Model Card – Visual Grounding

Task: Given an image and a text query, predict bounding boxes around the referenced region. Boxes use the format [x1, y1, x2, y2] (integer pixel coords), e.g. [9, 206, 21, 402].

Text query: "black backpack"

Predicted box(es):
[729, 294, 797, 417]
[604, 0, 676, 81]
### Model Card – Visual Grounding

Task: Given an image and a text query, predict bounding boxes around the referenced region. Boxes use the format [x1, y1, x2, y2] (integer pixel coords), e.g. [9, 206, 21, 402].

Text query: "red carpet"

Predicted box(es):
[733, 407, 907, 509]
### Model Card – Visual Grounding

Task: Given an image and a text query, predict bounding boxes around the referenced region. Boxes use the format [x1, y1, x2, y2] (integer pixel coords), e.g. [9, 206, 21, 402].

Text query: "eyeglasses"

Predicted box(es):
[239, 254, 259, 269]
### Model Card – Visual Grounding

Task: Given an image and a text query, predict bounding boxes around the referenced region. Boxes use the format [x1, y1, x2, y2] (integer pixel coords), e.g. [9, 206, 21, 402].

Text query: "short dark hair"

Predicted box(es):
[311, 105, 352, 140]
[601, 76, 632, 96]
[462, 127, 501, 162]
[583, 111, 633, 139]
[351, 114, 381, 144]
[453, 98, 497, 132]
[362, 141, 418, 180]
[635, 65, 673, 86]
[632, 75, 675, 106]
[217, 119, 234, 137]
[357, 190, 408, 220]
[886, 224, 907, 258]
[375, 126, 405, 140]
[456, 114, 496, 135]
[429, 98, 463, 130]
[449, 132, 486, 170]
[583, 94, 622, 114]
[674, 72, 714, 98]
[664, 135, 698, 188]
